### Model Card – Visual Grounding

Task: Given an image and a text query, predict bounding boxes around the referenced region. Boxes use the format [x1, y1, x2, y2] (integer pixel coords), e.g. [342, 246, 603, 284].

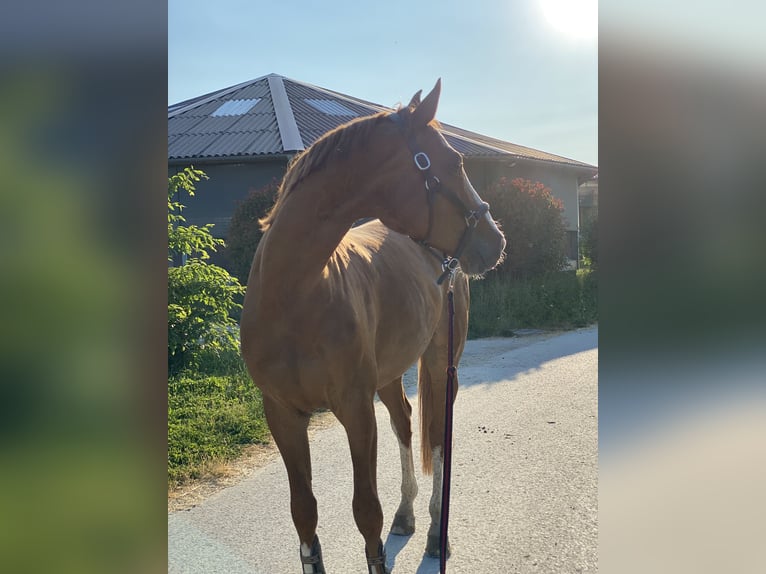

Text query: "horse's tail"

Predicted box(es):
[418, 359, 434, 475]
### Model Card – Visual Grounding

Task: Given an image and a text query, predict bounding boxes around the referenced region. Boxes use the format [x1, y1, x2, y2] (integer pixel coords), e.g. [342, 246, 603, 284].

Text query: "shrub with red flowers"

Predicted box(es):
[482, 177, 568, 279]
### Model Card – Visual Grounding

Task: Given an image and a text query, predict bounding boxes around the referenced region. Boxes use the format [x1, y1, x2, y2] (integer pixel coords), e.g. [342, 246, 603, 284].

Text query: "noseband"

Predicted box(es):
[389, 113, 490, 284]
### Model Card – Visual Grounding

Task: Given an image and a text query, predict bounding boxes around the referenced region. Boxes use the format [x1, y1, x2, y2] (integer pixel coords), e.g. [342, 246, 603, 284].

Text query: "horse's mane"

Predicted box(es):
[259, 110, 398, 231]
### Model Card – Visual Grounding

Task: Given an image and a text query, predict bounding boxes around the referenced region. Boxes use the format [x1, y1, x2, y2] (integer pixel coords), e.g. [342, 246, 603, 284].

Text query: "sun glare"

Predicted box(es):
[541, 0, 598, 40]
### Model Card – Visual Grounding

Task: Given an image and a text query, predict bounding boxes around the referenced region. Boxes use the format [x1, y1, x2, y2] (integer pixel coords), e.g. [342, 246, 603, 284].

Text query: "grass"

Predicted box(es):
[468, 269, 598, 338]
[168, 366, 269, 489]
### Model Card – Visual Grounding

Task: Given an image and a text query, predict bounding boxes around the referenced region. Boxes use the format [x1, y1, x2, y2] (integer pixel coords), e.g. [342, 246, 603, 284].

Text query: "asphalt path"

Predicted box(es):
[169, 326, 598, 574]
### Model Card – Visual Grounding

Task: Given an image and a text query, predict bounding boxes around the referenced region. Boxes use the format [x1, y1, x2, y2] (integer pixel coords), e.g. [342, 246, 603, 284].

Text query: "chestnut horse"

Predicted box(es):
[240, 80, 505, 573]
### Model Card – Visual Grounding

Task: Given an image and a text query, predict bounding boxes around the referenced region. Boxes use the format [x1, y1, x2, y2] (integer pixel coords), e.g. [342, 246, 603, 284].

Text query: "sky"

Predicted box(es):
[169, 0, 597, 166]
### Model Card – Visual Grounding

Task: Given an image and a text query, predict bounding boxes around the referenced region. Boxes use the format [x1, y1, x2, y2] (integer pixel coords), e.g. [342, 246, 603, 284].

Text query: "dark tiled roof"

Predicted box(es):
[168, 74, 595, 170]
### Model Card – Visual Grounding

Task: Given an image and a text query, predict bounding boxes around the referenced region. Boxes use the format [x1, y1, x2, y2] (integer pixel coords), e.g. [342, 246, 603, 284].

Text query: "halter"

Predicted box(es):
[389, 113, 490, 285]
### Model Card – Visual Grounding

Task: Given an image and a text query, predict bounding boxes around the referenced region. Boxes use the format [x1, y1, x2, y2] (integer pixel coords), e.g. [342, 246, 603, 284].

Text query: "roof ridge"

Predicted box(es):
[268, 75, 304, 152]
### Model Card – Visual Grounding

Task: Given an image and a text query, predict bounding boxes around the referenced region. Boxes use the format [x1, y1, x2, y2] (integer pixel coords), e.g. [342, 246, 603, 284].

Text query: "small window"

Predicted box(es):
[304, 99, 358, 117]
[211, 98, 261, 117]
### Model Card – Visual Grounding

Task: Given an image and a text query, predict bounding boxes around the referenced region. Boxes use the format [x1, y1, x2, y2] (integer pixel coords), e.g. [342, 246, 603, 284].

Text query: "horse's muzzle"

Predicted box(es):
[460, 223, 506, 275]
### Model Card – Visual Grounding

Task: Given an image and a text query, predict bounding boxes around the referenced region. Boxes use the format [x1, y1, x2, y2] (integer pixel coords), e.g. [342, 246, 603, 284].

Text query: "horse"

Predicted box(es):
[240, 79, 505, 573]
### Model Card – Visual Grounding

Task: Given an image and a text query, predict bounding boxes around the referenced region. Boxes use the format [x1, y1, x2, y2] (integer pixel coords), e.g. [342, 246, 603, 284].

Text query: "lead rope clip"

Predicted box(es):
[437, 257, 460, 287]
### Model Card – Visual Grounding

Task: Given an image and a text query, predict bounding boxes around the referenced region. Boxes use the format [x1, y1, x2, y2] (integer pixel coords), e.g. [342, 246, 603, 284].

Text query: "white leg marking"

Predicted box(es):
[300, 542, 314, 574]
[397, 435, 418, 512]
[429, 447, 443, 531]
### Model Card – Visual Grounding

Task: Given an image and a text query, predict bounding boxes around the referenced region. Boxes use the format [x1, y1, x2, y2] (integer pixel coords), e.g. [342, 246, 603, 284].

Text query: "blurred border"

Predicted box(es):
[600, 4, 766, 573]
[0, 2, 168, 573]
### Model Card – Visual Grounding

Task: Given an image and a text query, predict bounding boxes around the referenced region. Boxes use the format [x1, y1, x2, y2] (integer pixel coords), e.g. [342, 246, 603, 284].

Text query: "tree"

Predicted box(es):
[168, 168, 222, 262]
[168, 168, 245, 375]
[481, 177, 568, 279]
[225, 179, 279, 283]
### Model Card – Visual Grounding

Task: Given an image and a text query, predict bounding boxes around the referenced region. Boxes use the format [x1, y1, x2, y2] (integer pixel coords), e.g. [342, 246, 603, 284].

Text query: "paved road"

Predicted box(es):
[169, 327, 598, 573]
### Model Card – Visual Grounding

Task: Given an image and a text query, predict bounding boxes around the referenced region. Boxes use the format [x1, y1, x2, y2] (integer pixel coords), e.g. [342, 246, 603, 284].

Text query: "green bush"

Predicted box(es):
[168, 369, 268, 487]
[168, 260, 245, 375]
[481, 177, 568, 279]
[225, 180, 279, 283]
[168, 168, 246, 376]
[468, 269, 597, 338]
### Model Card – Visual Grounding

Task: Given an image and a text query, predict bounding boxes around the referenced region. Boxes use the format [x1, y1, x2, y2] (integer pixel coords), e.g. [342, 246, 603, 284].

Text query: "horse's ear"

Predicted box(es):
[407, 89, 422, 108]
[412, 78, 441, 128]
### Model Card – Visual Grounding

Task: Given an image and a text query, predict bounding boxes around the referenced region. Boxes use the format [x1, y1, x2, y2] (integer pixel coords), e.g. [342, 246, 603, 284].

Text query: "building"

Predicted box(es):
[169, 73, 597, 265]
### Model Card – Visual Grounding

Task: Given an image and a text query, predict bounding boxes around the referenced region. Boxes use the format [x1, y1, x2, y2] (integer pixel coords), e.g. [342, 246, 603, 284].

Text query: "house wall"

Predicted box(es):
[171, 157, 584, 237]
[169, 157, 587, 265]
[169, 160, 287, 238]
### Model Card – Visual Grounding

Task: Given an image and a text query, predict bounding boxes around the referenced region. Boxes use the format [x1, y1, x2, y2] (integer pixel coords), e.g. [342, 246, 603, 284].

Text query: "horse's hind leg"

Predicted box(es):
[262, 395, 325, 574]
[378, 376, 418, 536]
[419, 345, 455, 558]
[334, 393, 389, 574]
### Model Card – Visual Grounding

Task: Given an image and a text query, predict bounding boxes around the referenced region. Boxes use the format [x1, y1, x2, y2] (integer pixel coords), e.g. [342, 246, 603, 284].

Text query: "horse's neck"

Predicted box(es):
[252, 180, 357, 309]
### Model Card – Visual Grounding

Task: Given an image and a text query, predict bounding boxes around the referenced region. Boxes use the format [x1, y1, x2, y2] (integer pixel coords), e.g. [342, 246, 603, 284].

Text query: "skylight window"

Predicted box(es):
[304, 99, 358, 117]
[211, 98, 261, 117]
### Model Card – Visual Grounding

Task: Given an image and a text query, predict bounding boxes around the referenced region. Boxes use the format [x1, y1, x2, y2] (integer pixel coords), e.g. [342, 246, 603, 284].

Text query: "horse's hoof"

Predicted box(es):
[300, 535, 326, 573]
[366, 539, 389, 574]
[425, 534, 451, 558]
[390, 512, 415, 536]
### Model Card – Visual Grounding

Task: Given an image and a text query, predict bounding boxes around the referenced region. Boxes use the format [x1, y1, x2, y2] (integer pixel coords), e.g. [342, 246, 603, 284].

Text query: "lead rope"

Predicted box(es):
[439, 268, 457, 573]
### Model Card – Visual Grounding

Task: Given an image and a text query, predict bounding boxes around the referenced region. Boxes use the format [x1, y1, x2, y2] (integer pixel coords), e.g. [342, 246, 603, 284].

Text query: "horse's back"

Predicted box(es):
[342, 219, 438, 278]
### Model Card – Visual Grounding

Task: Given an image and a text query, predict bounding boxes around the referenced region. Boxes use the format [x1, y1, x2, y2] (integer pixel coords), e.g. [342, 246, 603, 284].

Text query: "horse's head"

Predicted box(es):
[373, 80, 506, 277]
